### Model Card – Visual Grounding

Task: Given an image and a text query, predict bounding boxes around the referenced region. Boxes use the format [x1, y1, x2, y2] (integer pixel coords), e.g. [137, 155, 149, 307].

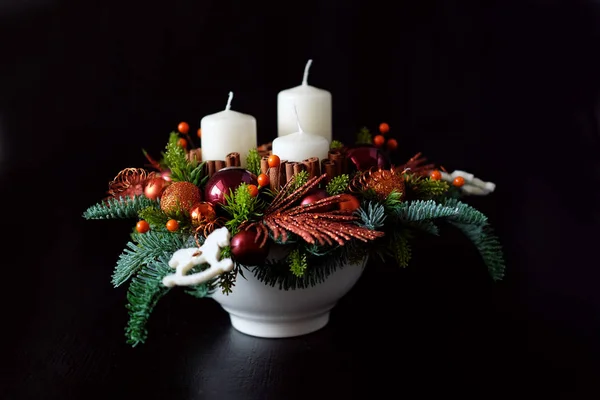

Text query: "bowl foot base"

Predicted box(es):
[228, 312, 330, 338]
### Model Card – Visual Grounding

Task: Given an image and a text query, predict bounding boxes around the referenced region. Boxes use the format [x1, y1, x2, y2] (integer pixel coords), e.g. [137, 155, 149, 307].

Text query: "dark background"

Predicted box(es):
[2, 0, 600, 398]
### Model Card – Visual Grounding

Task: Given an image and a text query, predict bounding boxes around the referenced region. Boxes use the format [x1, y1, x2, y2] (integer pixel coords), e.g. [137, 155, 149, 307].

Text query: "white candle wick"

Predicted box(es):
[293, 104, 304, 133]
[225, 91, 233, 111]
[302, 59, 313, 86]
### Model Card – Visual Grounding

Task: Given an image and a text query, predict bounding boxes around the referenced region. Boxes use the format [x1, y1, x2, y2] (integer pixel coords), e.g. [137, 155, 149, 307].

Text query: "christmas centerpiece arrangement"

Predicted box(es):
[83, 61, 504, 346]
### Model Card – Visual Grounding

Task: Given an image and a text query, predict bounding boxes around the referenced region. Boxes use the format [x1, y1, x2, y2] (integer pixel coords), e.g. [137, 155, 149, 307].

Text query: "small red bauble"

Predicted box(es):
[189, 202, 217, 226]
[267, 155, 280, 168]
[204, 167, 258, 205]
[346, 145, 390, 172]
[178, 122, 189, 134]
[230, 230, 270, 266]
[338, 194, 360, 212]
[177, 138, 187, 148]
[453, 176, 465, 187]
[166, 219, 179, 232]
[430, 170, 442, 181]
[144, 177, 168, 200]
[300, 189, 332, 212]
[136, 220, 150, 233]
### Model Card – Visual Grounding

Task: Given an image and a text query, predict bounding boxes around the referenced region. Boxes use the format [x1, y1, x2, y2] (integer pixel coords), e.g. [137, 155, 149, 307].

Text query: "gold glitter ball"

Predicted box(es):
[160, 181, 202, 214]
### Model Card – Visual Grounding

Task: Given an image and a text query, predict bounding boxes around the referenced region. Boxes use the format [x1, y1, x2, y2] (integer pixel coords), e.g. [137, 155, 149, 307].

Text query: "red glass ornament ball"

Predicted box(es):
[300, 189, 332, 212]
[204, 167, 258, 205]
[346, 145, 390, 172]
[230, 230, 270, 266]
[144, 177, 168, 200]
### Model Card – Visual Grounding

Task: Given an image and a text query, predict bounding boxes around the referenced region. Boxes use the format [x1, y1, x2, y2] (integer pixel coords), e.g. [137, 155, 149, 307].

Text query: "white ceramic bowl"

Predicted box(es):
[210, 248, 367, 338]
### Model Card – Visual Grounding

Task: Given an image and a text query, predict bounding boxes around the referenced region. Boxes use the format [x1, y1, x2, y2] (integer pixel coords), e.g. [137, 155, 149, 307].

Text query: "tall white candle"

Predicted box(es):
[200, 92, 257, 168]
[271, 107, 329, 162]
[277, 60, 332, 142]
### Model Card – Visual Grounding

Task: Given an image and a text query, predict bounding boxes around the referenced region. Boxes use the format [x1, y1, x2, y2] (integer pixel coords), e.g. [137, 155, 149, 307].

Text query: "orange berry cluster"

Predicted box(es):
[176, 121, 202, 149]
[135, 218, 180, 234]
[373, 122, 397, 151]
[429, 170, 465, 187]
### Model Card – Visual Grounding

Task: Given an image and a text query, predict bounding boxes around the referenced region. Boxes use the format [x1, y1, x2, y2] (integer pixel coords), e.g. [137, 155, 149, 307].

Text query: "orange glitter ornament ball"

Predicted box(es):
[160, 181, 202, 214]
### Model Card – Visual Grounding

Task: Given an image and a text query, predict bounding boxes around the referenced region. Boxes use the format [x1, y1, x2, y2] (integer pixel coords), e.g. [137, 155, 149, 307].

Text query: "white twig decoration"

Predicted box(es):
[441, 170, 496, 196]
[162, 227, 234, 287]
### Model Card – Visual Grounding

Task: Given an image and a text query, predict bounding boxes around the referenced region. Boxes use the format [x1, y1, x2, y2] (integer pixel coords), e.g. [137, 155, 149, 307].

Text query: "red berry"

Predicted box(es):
[166, 219, 179, 232]
[453, 176, 465, 187]
[178, 122, 189, 134]
[257, 173, 269, 187]
[379, 122, 390, 134]
[373, 135, 385, 147]
[136, 220, 150, 233]
[247, 184, 259, 197]
[386, 138, 398, 151]
[267, 155, 280, 168]
[430, 170, 442, 181]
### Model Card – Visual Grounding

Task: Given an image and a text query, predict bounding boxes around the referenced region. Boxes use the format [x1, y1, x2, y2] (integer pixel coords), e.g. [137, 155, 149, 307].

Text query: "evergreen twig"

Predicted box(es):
[124, 255, 172, 347]
[83, 196, 159, 220]
[112, 231, 188, 287]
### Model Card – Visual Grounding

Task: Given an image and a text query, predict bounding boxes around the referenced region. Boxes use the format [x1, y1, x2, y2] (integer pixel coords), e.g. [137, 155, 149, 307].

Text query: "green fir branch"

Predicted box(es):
[288, 249, 308, 277]
[449, 223, 506, 281]
[395, 200, 458, 222]
[124, 255, 173, 347]
[442, 198, 489, 225]
[406, 220, 440, 236]
[83, 196, 160, 220]
[407, 177, 450, 200]
[137, 206, 169, 227]
[221, 184, 265, 235]
[246, 148, 262, 177]
[252, 244, 365, 290]
[292, 170, 310, 190]
[355, 201, 387, 230]
[391, 230, 412, 268]
[162, 132, 205, 184]
[112, 231, 188, 287]
[326, 174, 350, 195]
[330, 140, 344, 150]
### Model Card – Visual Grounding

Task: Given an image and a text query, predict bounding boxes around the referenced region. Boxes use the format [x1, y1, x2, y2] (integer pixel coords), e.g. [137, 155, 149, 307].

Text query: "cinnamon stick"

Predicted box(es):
[261, 157, 270, 175]
[293, 162, 307, 175]
[303, 157, 321, 179]
[269, 165, 280, 191]
[215, 160, 226, 171]
[279, 161, 288, 187]
[328, 150, 345, 175]
[207, 160, 216, 177]
[321, 159, 336, 184]
[285, 162, 295, 183]
[225, 152, 240, 167]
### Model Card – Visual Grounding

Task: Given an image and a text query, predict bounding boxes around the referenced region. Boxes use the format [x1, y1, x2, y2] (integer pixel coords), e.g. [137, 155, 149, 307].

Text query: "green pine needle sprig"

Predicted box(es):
[83, 196, 160, 220]
[162, 132, 205, 185]
[112, 230, 188, 287]
[395, 200, 458, 222]
[246, 148, 262, 177]
[124, 255, 173, 347]
[450, 223, 505, 281]
[221, 184, 265, 235]
[326, 174, 350, 196]
[292, 170, 310, 190]
[330, 140, 344, 150]
[355, 201, 387, 230]
[288, 249, 308, 277]
[391, 230, 413, 268]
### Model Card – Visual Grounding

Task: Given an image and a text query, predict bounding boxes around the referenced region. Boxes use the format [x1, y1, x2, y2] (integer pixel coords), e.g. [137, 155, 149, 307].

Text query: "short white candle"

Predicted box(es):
[200, 92, 257, 168]
[271, 107, 329, 162]
[277, 60, 332, 142]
